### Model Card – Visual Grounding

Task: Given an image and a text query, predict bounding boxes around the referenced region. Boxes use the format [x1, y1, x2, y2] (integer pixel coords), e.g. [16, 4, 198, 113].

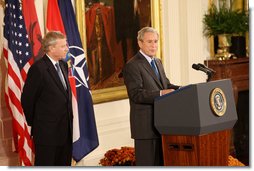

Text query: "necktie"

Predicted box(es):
[151, 59, 160, 79]
[55, 63, 67, 90]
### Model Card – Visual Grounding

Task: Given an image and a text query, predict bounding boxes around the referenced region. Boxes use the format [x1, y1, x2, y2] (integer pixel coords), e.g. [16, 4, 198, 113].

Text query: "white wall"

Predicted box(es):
[162, 0, 209, 86]
[76, 99, 132, 166]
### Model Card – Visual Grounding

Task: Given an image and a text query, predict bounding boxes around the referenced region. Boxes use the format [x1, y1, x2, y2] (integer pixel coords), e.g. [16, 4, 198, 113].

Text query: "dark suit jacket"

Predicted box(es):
[123, 52, 179, 139]
[21, 55, 73, 146]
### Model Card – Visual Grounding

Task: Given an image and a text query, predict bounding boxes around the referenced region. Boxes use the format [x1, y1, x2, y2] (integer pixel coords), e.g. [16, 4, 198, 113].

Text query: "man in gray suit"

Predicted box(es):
[123, 27, 180, 166]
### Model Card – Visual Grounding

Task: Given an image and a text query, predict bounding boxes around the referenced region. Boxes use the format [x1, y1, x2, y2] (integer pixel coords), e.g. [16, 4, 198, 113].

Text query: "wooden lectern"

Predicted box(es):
[154, 79, 238, 166]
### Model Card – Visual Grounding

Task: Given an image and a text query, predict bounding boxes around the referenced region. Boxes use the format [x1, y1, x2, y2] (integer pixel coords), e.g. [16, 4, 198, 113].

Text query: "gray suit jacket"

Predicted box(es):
[123, 52, 179, 139]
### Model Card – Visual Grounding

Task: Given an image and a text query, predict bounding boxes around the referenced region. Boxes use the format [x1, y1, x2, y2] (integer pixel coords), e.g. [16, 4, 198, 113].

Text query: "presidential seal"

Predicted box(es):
[210, 88, 227, 116]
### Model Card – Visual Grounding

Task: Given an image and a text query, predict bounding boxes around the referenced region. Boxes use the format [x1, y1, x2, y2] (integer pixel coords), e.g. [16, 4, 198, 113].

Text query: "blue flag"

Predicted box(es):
[58, 0, 99, 162]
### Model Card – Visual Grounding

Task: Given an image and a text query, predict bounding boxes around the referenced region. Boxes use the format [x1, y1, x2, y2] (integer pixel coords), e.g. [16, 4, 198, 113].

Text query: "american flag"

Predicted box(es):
[3, 0, 34, 166]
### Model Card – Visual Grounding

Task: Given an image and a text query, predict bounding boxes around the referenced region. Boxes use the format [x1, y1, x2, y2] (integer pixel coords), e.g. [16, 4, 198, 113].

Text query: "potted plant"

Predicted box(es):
[203, 2, 249, 59]
[99, 147, 135, 166]
[229, 10, 249, 57]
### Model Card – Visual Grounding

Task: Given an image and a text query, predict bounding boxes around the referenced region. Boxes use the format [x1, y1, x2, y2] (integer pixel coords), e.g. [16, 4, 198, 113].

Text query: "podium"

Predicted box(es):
[154, 79, 238, 166]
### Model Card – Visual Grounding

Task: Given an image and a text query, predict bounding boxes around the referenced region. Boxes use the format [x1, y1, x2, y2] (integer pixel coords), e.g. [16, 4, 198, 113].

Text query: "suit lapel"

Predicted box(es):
[155, 59, 168, 89]
[138, 53, 163, 89]
[43, 56, 68, 97]
[59, 61, 72, 97]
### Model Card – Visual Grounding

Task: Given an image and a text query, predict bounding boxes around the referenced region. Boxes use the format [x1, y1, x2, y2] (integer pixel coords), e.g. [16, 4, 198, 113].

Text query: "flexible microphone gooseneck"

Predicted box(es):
[192, 63, 216, 82]
[197, 63, 216, 73]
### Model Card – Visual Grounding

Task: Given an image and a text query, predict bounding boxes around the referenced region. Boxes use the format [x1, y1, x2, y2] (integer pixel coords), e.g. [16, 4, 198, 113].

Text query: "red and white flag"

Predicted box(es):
[47, 0, 99, 162]
[46, 0, 66, 34]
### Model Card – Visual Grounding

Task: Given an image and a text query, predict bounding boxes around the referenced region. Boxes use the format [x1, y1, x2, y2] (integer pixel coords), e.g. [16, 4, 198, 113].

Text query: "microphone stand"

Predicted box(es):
[206, 72, 214, 82]
[192, 63, 215, 82]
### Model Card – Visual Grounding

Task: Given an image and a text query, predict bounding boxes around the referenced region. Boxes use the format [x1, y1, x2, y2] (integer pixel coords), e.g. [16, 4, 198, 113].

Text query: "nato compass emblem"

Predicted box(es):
[210, 88, 227, 116]
[66, 46, 89, 91]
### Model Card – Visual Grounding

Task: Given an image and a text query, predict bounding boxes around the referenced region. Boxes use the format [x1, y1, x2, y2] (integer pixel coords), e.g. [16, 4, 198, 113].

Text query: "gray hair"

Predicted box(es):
[137, 27, 159, 41]
[42, 31, 66, 53]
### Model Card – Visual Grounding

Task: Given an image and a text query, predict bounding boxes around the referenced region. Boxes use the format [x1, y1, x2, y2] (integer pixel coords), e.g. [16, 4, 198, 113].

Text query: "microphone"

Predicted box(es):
[192, 63, 215, 75]
[197, 63, 216, 74]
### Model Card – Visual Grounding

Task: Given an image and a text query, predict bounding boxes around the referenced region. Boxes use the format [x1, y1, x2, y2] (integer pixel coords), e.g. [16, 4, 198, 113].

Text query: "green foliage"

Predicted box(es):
[203, 3, 249, 37]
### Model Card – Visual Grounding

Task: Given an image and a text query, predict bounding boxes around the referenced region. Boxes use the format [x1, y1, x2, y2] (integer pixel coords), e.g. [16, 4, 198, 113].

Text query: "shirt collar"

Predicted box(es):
[46, 54, 58, 66]
[139, 50, 155, 64]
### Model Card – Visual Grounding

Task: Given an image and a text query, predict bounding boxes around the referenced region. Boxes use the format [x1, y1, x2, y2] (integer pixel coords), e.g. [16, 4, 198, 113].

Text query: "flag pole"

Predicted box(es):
[75, 0, 87, 55]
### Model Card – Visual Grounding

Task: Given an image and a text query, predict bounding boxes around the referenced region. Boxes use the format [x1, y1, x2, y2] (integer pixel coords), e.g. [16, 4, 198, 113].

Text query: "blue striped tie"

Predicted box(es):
[151, 59, 160, 79]
[55, 63, 67, 90]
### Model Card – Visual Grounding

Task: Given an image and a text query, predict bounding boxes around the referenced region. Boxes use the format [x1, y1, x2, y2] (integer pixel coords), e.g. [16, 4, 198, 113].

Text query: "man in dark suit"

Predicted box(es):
[123, 27, 180, 166]
[21, 31, 73, 166]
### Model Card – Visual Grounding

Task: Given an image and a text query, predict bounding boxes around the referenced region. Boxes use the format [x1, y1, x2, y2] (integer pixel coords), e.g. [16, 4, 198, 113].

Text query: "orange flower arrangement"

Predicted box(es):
[100, 147, 244, 166]
[228, 155, 245, 166]
[99, 147, 135, 166]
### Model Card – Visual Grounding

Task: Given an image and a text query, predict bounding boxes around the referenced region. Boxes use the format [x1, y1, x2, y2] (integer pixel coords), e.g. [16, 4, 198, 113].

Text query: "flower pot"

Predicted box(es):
[230, 36, 246, 58]
[214, 34, 233, 60]
[218, 34, 232, 48]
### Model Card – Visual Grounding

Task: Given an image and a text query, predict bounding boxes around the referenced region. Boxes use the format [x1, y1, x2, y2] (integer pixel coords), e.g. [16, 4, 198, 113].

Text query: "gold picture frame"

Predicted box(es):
[76, 0, 163, 104]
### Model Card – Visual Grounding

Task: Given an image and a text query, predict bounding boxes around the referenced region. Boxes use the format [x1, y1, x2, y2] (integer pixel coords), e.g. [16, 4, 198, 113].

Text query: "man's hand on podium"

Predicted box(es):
[161, 89, 175, 96]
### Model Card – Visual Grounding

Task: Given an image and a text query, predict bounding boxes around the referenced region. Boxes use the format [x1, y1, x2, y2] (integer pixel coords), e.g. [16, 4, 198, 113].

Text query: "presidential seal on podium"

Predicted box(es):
[210, 88, 227, 116]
